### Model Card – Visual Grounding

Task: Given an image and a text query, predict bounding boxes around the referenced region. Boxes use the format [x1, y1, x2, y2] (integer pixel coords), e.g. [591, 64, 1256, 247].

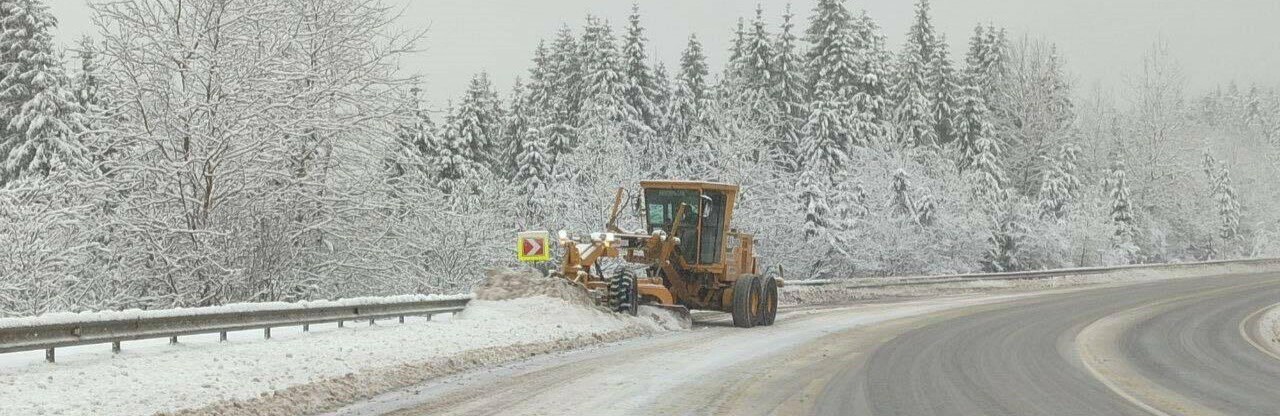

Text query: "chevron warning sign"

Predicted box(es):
[516, 231, 551, 262]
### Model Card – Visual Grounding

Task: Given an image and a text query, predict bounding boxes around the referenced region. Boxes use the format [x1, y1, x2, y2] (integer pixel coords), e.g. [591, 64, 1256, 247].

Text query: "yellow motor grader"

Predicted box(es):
[542, 180, 779, 328]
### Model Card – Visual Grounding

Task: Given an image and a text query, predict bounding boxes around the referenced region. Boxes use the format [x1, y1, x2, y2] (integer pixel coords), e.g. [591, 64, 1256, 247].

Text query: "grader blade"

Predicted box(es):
[637, 304, 693, 330]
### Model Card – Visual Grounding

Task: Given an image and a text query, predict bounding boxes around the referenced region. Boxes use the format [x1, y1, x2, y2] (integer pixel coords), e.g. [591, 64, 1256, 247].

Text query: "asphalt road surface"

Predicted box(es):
[327, 272, 1280, 416]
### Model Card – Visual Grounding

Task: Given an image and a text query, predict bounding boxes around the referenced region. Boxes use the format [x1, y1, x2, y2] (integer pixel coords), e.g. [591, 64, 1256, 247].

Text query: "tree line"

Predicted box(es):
[0, 0, 1277, 316]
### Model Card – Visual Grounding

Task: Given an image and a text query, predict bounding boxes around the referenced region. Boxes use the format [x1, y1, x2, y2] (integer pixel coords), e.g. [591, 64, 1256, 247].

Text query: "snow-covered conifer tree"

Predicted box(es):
[892, 0, 954, 148]
[799, 90, 850, 174]
[1203, 152, 1241, 244]
[770, 5, 808, 171]
[515, 126, 551, 205]
[1107, 157, 1136, 242]
[890, 170, 915, 218]
[668, 34, 710, 142]
[548, 25, 583, 128]
[846, 11, 894, 145]
[965, 24, 1008, 105]
[1037, 143, 1081, 219]
[453, 72, 504, 172]
[621, 4, 661, 133]
[971, 124, 1008, 203]
[954, 82, 991, 171]
[387, 86, 434, 183]
[799, 167, 831, 240]
[804, 0, 865, 100]
[741, 5, 774, 97]
[578, 16, 638, 135]
[0, 0, 85, 186]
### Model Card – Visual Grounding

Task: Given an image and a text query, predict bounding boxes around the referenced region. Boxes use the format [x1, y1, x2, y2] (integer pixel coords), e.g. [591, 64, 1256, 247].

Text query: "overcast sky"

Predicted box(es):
[47, 0, 1280, 108]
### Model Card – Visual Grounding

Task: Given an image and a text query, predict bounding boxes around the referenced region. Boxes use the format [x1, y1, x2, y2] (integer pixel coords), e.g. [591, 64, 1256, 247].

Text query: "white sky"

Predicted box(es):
[47, 0, 1280, 108]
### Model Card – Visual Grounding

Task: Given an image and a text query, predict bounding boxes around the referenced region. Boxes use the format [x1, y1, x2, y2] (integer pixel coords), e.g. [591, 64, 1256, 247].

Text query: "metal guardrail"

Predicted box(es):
[784, 257, 1280, 289]
[0, 297, 470, 362]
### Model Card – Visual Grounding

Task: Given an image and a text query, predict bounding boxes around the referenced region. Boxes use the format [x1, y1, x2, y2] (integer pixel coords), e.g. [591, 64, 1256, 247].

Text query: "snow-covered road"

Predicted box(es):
[324, 291, 1052, 416]
[326, 272, 1280, 416]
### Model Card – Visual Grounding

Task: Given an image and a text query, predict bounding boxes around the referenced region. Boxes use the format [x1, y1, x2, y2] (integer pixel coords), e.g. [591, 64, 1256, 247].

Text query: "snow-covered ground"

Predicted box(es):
[0, 296, 674, 416]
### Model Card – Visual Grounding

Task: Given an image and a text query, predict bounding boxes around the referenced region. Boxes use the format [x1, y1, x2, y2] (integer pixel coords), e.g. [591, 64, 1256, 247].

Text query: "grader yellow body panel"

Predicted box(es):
[546, 181, 780, 328]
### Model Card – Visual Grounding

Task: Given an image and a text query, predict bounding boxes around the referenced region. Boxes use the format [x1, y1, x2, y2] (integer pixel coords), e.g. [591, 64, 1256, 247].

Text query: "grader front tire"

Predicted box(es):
[607, 272, 638, 315]
[732, 275, 762, 328]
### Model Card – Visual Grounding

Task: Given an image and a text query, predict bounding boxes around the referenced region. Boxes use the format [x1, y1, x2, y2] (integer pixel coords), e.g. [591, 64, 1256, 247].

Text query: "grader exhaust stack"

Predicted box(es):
[528, 181, 780, 328]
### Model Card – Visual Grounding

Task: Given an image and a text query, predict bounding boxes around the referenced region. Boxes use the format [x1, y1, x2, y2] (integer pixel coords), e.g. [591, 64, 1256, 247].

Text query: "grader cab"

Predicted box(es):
[543, 181, 779, 328]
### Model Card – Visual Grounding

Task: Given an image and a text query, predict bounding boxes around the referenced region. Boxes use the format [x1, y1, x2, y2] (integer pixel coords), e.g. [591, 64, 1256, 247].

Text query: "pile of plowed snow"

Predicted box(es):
[473, 268, 597, 306]
[0, 269, 681, 416]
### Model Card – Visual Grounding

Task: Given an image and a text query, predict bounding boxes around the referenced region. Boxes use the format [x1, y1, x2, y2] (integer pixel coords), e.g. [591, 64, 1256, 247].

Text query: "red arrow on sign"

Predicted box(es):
[522, 238, 544, 256]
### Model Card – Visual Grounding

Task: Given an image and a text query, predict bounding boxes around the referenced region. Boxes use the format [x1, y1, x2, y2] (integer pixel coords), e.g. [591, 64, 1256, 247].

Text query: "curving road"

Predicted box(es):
[326, 272, 1280, 416]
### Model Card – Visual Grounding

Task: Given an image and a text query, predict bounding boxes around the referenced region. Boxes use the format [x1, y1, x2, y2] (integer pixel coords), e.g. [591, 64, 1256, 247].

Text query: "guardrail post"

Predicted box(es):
[219, 331, 227, 342]
[264, 327, 271, 339]
[303, 324, 309, 332]
[112, 341, 121, 354]
[45, 348, 54, 363]
[169, 336, 178, 345]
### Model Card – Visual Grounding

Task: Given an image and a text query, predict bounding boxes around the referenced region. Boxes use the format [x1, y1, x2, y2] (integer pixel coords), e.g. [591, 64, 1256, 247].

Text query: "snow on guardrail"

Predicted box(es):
[784, 257, 1280, 287]
[0, 293, 472, 329]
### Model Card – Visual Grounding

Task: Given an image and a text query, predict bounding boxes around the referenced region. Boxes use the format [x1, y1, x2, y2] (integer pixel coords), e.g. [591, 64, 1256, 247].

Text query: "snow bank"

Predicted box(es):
[0, 287, 675, 416]
[780, 261, 1280, 307]
[0, 294, 471, 329]
[1262, 304, 1280, 354]
[472, 268, 596, 306]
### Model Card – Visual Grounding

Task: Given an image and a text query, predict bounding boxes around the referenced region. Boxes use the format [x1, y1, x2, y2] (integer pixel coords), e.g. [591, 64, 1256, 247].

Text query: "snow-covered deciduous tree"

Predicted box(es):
[999, 37, 1075, 196]
[92, 0, 423, 307]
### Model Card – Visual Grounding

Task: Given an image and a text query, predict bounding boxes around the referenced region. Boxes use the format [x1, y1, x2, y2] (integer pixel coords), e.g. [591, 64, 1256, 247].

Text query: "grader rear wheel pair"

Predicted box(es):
[732, 274, 778, 328]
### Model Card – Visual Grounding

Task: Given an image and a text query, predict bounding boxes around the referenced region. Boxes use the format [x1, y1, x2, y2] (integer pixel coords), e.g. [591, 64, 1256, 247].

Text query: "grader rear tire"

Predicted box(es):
[732, 275, 762, 328]
[758, 275, 778, 326]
